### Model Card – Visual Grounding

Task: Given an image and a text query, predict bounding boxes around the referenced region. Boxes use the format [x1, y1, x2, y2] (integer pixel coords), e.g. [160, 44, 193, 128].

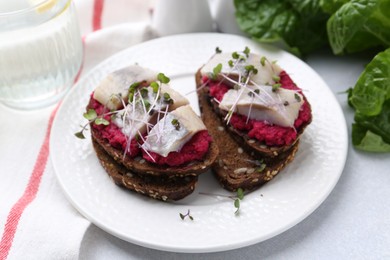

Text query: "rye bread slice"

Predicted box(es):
[87, 95, 219, 178]
[92, 137, 198, 201]
[197, 72, 300, 191]
[91, 126, 219, 178]
[195, 69, 310, 158]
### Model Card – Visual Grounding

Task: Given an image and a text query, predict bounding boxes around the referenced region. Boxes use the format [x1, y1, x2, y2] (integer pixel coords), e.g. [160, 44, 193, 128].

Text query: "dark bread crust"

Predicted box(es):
[196, 70, 300, 191]
[91, 126, 219, 177]
[195, 69, 311, 158]
[92, 137, 198, 201]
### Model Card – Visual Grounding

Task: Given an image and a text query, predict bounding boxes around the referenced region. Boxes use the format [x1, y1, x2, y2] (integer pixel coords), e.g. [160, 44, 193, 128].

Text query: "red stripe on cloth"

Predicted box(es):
[0, 31, 85, 260]
[0, 105, 60, 260]
[92, 0, 104, 31]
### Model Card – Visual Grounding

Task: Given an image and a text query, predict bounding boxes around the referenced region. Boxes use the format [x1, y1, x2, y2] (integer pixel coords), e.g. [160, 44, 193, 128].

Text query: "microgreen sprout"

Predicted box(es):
[260, 56, 267, 66]
[151, 82, 159, 93]
[243, 46, 250, 57]
[179, 209, 194, 221]
[211, 63, 223, 80]
[272, 83, 281, 92]
[129, 82, 140, 91]
[244, 64, 258, 75]
[234, 188, 245, 214]
[75, 108, 110, 139]
[199, 188, 245, 215]
[157, 73, 170, 84]
[128, 82, 141, 102]
[95, 117, 110, 125]
[163, 92, 173, 104]
[232, 52, 239, 59]
[272, 75, 280, 82]
[215, 46, 222, 53]
[171, 118, 180, 130]
[248, 88, 260, 97]
[74, 131, 85, 139]
[228, 60, 234, 67]
[140, 88, 148, 98]
[83, 108, 97, 120]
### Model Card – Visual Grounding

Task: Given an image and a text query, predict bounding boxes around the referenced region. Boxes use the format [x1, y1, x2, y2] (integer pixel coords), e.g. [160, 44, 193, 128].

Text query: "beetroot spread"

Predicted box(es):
[89, 96, 212, 166]
[142, 130, 212, 166]
[205, 71, 312, 146]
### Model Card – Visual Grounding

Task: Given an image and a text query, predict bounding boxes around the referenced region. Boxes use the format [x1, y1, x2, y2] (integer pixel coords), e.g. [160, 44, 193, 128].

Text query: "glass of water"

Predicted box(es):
[0, 0, 83, 110]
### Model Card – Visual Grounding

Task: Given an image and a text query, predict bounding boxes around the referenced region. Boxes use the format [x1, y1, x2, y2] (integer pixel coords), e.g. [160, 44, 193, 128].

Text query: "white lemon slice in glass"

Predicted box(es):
[29, 0, 58, 13]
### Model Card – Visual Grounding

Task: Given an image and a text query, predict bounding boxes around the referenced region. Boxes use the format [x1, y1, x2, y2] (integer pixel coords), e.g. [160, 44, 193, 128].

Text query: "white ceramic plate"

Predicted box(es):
[50, 33, 347, 253]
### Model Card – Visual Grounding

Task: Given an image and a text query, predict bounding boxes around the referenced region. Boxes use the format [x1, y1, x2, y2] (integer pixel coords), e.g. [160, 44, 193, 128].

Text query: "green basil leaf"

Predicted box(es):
[349, 48, 390, 116]
[352, 124, 390, 152]
[234, 0, 329, 55]
[319, 0, 349, 14]
[327, 0, 390, 54]
[354, 100, 390, 144]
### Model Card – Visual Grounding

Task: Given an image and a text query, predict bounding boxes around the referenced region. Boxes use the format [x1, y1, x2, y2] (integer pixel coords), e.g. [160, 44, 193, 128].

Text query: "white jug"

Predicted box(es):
[152, 0, 214, 36]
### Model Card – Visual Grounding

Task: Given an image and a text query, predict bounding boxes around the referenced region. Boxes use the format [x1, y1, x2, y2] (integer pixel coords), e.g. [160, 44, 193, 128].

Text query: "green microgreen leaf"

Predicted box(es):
[260, 56, 266, 66]
[244, 65, 258, 75]
[163, 92, 173, 104]
[128, 92, 134, 103]
[157, 73, 170, 84]
[237, 188, 244, 200]
[272, 83, 281, 92]
[171, 118, 180, 130]
[294, 93, 302, 102]
[234, 199, 240, 214]
[245, 64, 254, 71]
[215, 47, 222, 53]
[74, 131, 85, 139]
[140, 88, 148, 98]
[150, 82, 159, 93]
[179, 209, 194, 221]
[95, 117, 110, 126]
[212, 63, 223, 80]
[228, 60, 234, 67]
[243, 46, 250, 57]
[248, 88, 260, 97]
[272, 75, 280, 82]
[83, 109, 97, 120]
[129, 82, 140, 92]
[232, 52, 239, 59]
[163, 92, 170, 101]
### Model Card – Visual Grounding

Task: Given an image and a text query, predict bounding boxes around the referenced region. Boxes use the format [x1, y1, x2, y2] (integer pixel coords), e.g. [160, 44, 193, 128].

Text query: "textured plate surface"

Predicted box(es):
[50, 33, 347, 253]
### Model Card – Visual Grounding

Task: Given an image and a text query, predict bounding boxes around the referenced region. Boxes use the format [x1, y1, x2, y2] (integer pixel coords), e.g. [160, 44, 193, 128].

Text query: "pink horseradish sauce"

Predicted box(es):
[88, 96, 212, 166]
[206, 71, 312, 146]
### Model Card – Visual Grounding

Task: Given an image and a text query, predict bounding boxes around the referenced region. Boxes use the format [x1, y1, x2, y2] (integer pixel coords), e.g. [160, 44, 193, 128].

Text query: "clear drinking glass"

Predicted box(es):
[0, 0, 83, 110]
